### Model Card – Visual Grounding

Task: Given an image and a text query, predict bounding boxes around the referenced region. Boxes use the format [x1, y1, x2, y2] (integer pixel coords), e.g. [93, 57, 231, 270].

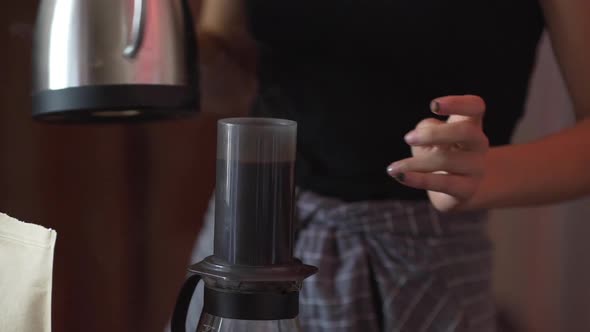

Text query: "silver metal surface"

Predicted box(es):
[33, 0, 191, 92]
[123, 0, 146, 58]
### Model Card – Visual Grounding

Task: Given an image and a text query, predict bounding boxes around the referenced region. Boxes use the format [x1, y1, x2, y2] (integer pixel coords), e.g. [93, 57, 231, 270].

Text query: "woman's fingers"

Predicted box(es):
[388, 95, 489, 211]
[404, 121, 489, 151]
[388, 171, 477, 200]
[388, 149, 484, 176]
[431, 95, 486, 124]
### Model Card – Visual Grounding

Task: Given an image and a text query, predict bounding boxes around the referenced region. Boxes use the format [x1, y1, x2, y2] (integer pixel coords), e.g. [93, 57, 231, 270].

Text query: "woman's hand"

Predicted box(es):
[387, 95, 489, 212]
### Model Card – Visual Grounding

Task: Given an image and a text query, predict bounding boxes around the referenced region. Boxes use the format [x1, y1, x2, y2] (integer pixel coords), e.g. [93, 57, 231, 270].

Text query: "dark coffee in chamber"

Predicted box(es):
[214, 159, 295, 266]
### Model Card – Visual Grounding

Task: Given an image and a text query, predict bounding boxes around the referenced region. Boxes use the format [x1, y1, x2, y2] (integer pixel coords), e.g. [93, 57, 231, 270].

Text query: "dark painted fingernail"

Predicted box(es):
[430, 100, 440, 114]
[395, 172, 406, 182]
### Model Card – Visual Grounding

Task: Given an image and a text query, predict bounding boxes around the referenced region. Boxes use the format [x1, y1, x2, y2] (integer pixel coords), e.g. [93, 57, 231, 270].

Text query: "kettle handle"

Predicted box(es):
[123, 0, 146, 58]
[171, 274, 203, 332]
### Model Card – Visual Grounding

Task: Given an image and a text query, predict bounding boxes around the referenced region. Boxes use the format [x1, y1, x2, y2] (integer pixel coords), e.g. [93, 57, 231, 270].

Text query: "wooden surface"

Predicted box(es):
[1, 2, 219, 331]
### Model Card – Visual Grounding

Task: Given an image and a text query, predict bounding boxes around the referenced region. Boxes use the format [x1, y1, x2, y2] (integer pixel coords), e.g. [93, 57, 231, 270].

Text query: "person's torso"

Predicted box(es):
[245, 0, 545, 201]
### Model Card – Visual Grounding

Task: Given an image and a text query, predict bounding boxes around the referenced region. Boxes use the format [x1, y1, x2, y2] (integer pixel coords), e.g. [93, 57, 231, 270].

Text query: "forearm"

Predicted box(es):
[468, 117, 590, 210]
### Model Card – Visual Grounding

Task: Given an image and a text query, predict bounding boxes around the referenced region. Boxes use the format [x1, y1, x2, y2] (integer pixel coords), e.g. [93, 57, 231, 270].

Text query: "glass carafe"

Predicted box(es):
[197, 313, 300, 332]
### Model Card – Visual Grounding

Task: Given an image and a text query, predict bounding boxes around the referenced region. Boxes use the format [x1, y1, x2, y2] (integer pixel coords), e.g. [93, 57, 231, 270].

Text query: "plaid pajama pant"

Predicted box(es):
[188, 191, 496, 332]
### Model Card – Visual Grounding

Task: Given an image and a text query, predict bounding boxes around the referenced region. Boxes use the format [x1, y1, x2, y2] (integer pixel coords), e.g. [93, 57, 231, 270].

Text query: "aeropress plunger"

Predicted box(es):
[171, 118, 317, 332]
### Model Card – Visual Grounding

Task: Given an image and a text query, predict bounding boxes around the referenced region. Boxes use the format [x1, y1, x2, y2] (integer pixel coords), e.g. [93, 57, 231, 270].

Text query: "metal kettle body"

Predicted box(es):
[32, 0, 199, 122]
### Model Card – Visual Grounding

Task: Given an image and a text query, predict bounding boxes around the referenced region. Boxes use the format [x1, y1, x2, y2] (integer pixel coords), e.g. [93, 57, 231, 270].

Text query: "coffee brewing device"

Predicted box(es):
[171, 118, 317, 332]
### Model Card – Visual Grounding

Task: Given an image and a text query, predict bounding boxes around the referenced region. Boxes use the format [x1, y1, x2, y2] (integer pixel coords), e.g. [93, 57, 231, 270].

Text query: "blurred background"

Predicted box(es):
[1, 2, 589, 332]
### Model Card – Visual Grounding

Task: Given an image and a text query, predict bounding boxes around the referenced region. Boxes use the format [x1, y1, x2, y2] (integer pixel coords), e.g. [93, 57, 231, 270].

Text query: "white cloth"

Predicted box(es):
[0, 212, 57, 332]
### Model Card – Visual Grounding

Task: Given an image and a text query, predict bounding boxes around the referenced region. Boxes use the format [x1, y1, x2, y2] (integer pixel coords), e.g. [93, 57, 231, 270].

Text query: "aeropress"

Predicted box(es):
[171, 118, 317, 331]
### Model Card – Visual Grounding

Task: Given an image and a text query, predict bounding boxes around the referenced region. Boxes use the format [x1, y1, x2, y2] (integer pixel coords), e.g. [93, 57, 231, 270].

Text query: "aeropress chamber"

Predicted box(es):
[171, 118, 317, 332]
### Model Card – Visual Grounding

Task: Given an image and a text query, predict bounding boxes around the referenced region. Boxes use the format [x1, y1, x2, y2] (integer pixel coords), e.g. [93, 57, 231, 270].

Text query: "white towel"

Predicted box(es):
[0, 212, 57, 332]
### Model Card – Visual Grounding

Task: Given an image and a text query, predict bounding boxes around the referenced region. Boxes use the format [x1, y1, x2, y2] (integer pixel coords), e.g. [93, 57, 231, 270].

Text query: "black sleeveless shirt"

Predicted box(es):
[245, 0, 545, 201]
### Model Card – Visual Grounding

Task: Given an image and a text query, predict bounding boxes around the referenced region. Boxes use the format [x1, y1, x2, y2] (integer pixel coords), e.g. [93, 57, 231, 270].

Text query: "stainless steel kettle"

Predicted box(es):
[32, 0, 199, 122]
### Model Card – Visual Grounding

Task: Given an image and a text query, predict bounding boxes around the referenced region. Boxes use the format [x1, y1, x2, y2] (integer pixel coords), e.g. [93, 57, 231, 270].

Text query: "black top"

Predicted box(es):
[246, 0, 545, 201]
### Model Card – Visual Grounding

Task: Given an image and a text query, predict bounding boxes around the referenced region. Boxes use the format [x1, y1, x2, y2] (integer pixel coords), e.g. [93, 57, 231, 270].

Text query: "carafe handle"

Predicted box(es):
[171, 274, 202, 332]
